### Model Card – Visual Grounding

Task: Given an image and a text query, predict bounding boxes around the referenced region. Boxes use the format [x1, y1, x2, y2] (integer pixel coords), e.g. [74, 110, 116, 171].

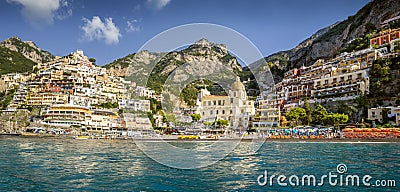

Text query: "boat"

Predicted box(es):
[178, 135, 200, 140]
[0, 133, 22, 136]
[75, 135, 90, 140]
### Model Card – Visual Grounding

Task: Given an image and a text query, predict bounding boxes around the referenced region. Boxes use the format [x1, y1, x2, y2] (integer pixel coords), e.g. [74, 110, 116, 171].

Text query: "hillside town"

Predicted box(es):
[0, 25, 400, 138]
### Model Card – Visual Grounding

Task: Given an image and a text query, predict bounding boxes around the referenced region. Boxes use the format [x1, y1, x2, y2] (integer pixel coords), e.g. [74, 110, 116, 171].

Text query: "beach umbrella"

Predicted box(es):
[343, 128, 353, 132]
[372, 128, 380, 132]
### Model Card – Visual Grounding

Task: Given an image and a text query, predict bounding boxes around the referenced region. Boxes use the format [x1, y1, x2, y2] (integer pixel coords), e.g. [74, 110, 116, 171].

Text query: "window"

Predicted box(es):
[216, 110, 219, 115]
[222, 110, 225, 114]
[348, 75, 352, 80]
[213, 100, 216, 105]
[230, 110, 233, 114]
[210, 110, 213, 115]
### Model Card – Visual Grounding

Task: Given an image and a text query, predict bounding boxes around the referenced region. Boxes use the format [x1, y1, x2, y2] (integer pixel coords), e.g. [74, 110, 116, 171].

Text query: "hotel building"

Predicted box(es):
[370, 28, 400, 47]
[43, 104, 92, 127]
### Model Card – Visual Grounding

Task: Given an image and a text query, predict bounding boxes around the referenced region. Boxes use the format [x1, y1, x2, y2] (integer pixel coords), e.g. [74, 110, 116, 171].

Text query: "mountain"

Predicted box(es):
[104, 51, 165, 85]
[0, 36, 56, 75]
[1, 36, 55, 64]
[147, 39, 242, 90]
[105, 39, 245, 109]
[259, 0, 400, 82]
[0, 46, 37, 75]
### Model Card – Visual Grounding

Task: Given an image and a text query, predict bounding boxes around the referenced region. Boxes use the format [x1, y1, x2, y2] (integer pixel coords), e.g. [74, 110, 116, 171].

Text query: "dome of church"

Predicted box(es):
[231, 76, 245, 91]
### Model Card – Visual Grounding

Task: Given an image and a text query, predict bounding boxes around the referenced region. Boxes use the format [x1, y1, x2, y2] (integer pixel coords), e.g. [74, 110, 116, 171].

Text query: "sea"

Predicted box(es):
[0, 137, 399, 191]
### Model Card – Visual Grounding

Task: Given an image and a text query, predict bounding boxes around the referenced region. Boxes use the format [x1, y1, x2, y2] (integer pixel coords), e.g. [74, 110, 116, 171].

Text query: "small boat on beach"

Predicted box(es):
[75, 135, 90, 140]
[0, 133, 22, 136]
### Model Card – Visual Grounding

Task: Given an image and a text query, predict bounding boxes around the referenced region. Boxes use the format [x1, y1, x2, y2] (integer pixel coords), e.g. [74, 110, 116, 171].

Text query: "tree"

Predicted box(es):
[180, 85, 198, 106]
[190, 114, 201, 122]
[285, 107, 306, 126]
[337, 100, 358, 123]
[203, 121, 213, 126]
[163, 113, 176, 124]
[147, 112, 155, 127]
[382, 108, 390, 124]
[354, 95, 368, 122]
[216, 119, 229, 128]
[365, 22, 377, 33]
[312, 104, 327, 125]
[302, 100, 312, 125]
[89, 58, 96, 64]
[324, 113, 348, 129]
[148, 98, 162, 114]
[370, 58, 391, 81]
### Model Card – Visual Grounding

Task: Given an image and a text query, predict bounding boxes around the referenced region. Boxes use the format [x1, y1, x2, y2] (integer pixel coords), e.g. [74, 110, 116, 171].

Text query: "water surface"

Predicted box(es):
[0, 137, 399, 191]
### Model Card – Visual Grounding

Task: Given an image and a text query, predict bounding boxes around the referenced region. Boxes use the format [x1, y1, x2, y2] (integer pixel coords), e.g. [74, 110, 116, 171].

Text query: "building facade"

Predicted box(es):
[370, 28, 400, 47]
[196, 76, 255, 131]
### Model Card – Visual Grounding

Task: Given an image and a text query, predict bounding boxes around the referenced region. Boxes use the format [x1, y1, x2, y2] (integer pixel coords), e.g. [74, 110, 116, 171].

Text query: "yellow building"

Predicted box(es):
[253, 99, 280, 128]
[87, 110, 120, 133]
[28, 92, 68, 107]
[196, 76, 255, 131]
[43, 104, 92, 127]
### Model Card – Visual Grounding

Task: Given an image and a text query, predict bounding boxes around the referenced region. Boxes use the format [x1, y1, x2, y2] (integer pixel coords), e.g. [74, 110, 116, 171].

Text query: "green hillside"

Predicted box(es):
[0, 46, 36, 75]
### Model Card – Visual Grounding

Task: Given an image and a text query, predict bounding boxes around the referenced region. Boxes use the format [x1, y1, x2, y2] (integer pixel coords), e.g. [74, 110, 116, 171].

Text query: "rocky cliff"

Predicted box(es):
[1, 36, 55, 64]
[260, 0, 400, 82]
[105, 39, 242, 91]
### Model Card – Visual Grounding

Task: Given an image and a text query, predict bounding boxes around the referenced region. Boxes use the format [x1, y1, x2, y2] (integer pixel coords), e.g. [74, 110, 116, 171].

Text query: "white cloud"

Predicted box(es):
[146, 0, 171, 11]
[81, 16, 121, 45]
[126, 18, 142, 33]
[56, 0, 73, 20]
[7, 0, 72, 27]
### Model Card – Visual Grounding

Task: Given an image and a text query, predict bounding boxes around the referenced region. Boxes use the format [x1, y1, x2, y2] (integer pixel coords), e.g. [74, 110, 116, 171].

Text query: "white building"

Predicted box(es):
[368, 106, 400, 125]
[195, 76, 255, 131]
[118, 99, 151, 112]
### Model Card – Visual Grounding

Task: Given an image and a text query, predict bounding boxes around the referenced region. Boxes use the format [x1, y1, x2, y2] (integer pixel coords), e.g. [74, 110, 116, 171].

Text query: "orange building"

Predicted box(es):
[370, 28, 400, 47]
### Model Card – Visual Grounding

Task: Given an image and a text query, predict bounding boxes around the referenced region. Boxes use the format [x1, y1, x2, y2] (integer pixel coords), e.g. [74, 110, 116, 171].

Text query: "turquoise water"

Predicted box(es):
[0, 137, 399, 191]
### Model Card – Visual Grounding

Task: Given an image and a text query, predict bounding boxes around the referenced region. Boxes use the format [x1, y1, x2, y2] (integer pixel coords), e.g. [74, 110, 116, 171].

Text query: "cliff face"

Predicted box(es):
[262, 0, 400, 82]
[0, 36, 55, 64]
[104, 39, 244, 109]
[104, 39, 242, 88]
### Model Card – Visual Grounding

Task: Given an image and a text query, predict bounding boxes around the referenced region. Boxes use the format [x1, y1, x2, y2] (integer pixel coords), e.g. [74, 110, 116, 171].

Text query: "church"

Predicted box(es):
[195, 76, 255, 131]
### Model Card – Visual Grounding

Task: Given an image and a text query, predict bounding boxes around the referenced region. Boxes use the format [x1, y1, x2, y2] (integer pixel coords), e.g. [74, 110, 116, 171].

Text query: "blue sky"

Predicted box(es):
[0, 0, 371, 65]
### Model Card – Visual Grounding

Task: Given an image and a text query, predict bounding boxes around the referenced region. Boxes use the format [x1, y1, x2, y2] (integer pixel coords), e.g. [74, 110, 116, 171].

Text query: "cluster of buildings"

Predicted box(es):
[276, 31, 399, 113]
[274, 26, 400, 126]
[275, 47, 381, 111]
[0, 50, 159, 134]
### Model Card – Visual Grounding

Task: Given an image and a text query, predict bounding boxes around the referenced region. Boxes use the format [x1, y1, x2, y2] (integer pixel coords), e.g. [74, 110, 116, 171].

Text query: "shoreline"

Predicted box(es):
[2, 133, 399, 142]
